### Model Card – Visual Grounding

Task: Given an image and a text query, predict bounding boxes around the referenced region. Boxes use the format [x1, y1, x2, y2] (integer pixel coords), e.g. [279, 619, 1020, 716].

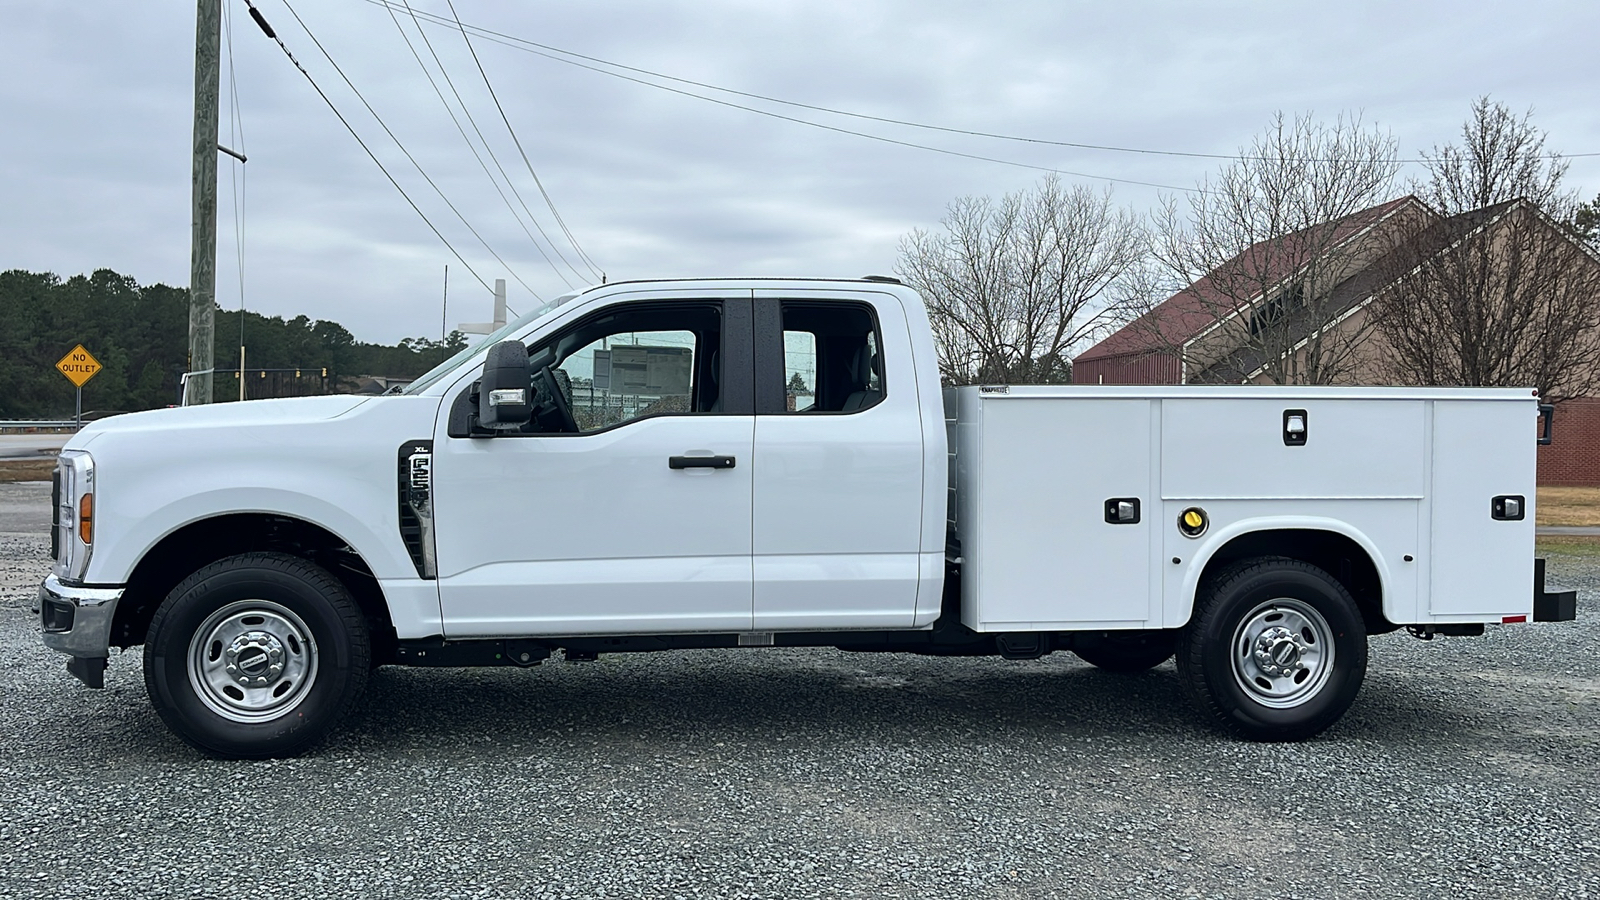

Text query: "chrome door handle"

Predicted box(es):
[669, 455, 736, 470]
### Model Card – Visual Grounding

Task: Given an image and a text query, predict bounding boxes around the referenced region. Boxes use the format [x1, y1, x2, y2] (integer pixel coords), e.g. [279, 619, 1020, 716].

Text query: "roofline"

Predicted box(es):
[1181, 196, 1426, 352]
[575, 275, 909, 297]
[1239, 198, 1534, 381]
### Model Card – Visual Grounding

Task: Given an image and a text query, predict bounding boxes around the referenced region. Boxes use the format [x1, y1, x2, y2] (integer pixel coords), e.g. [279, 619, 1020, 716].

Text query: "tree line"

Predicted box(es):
[0, 268, 467, 418]
[897, 97, 1600, 399]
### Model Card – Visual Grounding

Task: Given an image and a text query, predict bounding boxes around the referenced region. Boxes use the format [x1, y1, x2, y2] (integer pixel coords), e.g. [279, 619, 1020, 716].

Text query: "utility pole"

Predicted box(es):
[186, 0, 221, 406]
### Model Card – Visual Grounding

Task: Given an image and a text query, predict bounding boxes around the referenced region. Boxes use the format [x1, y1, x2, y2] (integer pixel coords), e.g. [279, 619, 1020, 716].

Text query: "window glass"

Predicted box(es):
[526, 303, 721, 433]
[779, 303, 883, 413]
[561, 330, 697, 431]
[783, 331, 817, 411]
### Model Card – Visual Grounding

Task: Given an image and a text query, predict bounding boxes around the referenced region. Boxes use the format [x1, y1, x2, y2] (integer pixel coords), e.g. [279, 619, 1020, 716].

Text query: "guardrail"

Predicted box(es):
[0, 420, 82, 434]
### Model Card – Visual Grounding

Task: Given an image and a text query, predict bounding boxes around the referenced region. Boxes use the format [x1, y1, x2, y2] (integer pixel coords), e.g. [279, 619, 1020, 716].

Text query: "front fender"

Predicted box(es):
[78, 395, 441, 584]
[90, 486, 413, 583]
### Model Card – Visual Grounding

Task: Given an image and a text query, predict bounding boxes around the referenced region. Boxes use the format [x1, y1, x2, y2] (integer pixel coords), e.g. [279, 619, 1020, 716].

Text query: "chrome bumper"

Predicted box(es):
[39, 574, 123, 659]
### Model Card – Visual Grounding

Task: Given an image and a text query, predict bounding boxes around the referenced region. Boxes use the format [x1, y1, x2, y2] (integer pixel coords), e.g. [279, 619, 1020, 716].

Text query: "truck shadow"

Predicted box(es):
[332, 650, 1477, 753]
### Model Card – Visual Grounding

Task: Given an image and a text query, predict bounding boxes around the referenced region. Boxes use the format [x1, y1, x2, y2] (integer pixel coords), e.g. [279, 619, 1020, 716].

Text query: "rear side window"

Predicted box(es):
[777, 303, 883, 414]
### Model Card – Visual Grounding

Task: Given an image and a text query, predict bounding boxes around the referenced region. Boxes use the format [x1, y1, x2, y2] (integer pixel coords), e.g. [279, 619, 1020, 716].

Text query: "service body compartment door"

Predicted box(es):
[961, 396, 1155, 630]
[1160, 398, 1426, 500]
[1427, 400, 1536, 618]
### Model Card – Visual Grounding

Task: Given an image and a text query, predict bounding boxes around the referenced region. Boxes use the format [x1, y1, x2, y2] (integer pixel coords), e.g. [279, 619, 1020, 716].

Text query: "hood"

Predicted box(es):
[66, 395, 373, 448]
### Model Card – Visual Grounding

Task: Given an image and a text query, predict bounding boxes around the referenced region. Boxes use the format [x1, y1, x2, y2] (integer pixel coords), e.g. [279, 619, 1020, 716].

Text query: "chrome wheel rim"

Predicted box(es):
[1231, 597, 1334, 709]
[187, 599, 319, 724]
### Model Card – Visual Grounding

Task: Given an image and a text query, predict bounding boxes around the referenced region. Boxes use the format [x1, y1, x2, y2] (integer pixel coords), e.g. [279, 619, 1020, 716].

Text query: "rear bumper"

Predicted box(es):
[38, 574, 123, 664]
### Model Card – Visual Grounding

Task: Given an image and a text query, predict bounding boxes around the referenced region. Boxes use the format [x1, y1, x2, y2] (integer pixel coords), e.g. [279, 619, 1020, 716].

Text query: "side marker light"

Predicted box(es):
[78, 493, 94, 544]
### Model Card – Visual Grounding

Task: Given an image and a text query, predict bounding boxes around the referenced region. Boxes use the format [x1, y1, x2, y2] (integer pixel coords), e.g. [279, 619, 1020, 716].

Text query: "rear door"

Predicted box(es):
[749, 290, 925, 630]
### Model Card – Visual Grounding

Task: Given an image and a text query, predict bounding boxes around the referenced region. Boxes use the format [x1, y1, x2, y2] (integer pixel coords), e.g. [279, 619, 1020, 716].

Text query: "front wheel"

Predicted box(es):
[143, 553, 370, 758]
[1177, 558, 1367, 741]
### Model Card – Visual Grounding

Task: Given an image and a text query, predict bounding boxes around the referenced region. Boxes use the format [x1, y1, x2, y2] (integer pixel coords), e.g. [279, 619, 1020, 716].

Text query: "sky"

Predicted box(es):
[3, 0, 1598, 346]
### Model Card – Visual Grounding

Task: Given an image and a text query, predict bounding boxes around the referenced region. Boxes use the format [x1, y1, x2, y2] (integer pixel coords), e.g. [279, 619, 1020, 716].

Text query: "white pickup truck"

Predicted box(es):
[39, 277, 1576, 757]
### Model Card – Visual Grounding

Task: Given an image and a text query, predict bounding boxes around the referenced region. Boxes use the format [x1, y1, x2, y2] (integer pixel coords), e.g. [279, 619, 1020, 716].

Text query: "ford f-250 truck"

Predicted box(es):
[38, 277, 1577, 757]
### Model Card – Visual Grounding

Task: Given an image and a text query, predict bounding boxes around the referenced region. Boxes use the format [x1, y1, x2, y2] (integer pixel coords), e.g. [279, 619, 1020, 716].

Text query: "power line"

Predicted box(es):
[277, 0, 543, 301]
[387, 0, 576, 288]
[357, 0, 1192, 193]
[244, 0, 495, 294]
[361, 0, 1600, 167]
[443, 0, 603, 281]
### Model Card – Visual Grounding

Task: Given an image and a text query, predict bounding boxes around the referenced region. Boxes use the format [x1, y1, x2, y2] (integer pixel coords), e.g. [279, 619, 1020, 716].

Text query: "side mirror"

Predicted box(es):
[477, 340, 532, 431]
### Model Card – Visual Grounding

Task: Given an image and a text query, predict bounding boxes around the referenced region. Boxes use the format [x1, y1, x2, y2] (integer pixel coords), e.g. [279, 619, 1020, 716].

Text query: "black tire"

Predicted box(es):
[1176, 558, 1367, 741]
[143, 552, 370, 759]
[1072, 631, 1176, 673]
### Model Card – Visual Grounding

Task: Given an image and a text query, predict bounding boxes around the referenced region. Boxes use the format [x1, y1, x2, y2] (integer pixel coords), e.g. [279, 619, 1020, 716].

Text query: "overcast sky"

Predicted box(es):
[4, 1, 1597, 346]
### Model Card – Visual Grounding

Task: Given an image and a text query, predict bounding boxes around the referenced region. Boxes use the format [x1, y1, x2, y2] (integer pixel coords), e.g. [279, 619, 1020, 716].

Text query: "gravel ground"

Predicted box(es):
[2, 480, 1597, 899]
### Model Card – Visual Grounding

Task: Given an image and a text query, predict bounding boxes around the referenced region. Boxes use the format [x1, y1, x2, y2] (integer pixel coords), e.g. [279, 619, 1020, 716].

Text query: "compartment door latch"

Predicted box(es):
[1104, 498, 1141, 524]
[1283, 409, 1308, 446]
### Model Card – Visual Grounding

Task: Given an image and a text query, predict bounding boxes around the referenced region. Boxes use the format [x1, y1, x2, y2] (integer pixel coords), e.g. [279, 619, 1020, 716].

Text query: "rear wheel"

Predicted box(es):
[1177, 558, 1366, 741]
[143, 553, 369, 758]
[1072, 631, 1176, 672]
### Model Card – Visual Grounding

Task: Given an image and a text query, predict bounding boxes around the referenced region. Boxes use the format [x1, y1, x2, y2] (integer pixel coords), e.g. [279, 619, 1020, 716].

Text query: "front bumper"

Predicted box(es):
[39, 575, 123, 687]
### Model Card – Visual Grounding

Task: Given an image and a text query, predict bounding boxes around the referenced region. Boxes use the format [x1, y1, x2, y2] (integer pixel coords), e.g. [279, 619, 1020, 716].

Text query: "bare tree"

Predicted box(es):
[1373, 98, 1600, 400]
[895, 174, 1145, 384]
[1131, 112, 1401, 384]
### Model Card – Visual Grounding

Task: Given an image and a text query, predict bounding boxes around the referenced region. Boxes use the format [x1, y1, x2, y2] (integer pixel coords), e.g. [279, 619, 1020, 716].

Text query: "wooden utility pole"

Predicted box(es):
[186, 0, 221, 406]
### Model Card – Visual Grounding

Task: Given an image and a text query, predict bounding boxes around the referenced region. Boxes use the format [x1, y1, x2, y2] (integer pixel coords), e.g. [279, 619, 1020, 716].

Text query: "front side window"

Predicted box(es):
[532, 303, 722, 433]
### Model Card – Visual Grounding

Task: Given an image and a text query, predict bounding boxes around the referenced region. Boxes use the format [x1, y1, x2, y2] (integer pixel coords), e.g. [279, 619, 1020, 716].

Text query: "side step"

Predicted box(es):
[1534, 558, 1578, 622]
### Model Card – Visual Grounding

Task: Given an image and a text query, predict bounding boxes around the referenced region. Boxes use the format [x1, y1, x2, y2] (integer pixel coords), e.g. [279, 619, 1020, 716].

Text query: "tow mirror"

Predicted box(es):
[477, 340, 532, 431]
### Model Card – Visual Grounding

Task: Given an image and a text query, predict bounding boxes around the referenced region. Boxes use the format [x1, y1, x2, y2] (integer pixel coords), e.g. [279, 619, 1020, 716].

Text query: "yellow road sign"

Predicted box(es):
[56, 344, 102, 388]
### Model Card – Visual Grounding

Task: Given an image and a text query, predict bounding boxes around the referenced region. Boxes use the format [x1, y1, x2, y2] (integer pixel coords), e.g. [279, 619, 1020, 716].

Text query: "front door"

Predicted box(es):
[432, 297, 756, 637]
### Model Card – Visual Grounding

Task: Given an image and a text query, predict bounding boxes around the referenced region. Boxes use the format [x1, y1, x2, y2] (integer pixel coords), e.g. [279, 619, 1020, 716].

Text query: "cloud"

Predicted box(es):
[2, 0, 1596, 344]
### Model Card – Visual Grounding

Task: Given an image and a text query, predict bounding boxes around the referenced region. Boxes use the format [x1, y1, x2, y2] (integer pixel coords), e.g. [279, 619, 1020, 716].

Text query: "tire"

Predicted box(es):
[1176, 558, 1367, 741]
[143, 552, 370, 759]
[1072, 631, 1176, 673]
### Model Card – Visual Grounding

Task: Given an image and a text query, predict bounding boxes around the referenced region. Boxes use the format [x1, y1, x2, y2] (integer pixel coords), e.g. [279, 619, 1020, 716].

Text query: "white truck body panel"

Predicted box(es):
[432, 414, 758, 636]
[950, 385, 1537, 632]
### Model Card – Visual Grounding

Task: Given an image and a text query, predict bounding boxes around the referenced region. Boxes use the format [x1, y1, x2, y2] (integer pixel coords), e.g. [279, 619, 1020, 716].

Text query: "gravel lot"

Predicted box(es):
[2, 479, 1597, 899]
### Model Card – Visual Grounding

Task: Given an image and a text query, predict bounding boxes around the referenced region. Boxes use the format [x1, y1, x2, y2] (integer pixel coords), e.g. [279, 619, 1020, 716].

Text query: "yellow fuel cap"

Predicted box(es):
[1179, 507, 1208, 537]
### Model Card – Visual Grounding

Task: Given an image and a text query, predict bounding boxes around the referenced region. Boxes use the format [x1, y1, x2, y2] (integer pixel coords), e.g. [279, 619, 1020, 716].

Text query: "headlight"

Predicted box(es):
[52, 450, 95, 582]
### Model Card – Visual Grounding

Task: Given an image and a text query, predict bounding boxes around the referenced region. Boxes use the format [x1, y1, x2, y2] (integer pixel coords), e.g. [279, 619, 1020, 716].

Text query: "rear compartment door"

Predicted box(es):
[1426, 400, 1536, 618]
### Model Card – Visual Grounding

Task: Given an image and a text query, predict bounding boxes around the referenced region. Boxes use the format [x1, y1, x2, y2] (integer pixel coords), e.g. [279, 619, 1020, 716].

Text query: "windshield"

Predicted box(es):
[403, 291, 584, 395]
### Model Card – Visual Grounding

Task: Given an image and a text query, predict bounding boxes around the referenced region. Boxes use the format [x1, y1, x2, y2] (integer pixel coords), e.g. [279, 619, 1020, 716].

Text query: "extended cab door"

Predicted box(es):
[430, 294, 756, 637]
[749, 290, 928, 629]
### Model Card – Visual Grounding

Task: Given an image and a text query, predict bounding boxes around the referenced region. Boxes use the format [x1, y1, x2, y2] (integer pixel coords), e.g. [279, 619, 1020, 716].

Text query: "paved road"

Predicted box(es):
[0, 434, 69, 460]
[1, 485, 1597, 898]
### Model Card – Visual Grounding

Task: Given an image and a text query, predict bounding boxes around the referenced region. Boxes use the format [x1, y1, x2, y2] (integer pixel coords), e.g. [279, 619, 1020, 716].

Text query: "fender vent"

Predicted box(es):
[397, 440, 436, 578]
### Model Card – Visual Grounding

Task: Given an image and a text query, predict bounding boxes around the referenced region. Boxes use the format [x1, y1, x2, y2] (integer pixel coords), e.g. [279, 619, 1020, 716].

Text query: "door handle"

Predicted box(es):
[669, 455, 736, 470]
